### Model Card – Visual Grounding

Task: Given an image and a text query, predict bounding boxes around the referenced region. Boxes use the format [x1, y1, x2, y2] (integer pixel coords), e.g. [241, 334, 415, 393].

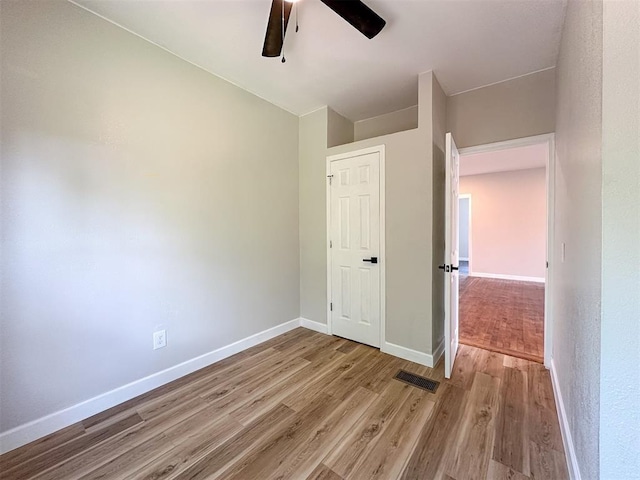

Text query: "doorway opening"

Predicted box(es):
[458, 194, 471, 276]
[456, 135, 554, 365]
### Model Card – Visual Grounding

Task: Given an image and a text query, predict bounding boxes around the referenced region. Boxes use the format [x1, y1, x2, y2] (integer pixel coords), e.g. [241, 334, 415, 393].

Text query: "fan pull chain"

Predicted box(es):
[295, 2, 299, 33]
[281, 0, 286, 63]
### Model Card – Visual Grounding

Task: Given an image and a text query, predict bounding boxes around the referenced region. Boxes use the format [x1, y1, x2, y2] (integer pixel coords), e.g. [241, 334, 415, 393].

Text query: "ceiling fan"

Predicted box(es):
[262, 0, 386, 60]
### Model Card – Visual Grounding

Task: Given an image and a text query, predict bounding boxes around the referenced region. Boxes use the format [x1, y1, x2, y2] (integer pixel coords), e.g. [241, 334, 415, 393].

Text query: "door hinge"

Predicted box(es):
[327, 174, 333, 185]
[546, 261, 549, 268]
[330, 302, 333, 311]
[330, 240, 332, 248]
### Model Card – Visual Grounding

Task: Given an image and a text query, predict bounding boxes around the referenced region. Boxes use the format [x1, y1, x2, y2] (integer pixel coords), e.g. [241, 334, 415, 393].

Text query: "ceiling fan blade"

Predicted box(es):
[262, 0, 293, 57]
[319, 0, 386, 39]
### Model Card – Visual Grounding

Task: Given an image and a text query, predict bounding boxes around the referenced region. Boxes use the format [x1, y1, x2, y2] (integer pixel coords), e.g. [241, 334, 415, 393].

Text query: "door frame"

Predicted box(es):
[458, 133, 555, 368]
[326, 145, 386, 346]
[458, 194, 472, 272]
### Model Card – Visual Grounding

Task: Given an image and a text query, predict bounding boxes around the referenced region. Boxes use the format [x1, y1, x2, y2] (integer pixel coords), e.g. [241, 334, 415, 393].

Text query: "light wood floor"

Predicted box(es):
[0, 328, 568, 480]
[459, 276, 545, 363]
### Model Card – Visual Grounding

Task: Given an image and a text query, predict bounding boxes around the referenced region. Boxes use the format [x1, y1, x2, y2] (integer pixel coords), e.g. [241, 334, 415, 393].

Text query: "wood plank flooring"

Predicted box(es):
[459, 276, 545, 363]
[0, 328, 568, 480]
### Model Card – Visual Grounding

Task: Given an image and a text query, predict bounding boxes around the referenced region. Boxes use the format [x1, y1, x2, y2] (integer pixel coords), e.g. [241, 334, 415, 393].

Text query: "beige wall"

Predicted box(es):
[327, 129, 432, 353]
[327, 108, 354, 148]
[299, 109, 330, 324]
[460, 168, 547, 279]
[600, 1, 640, 476]
[354, 106, 418, 142]
[553, 1, 603, 478]
[299, 72, 452, 358]
[299, 107, 354, 326]
[322, 72, 437, 355]
[447, 69, 556, 149]
[1, 0, 299, 433]
[431, 77, 447, 353]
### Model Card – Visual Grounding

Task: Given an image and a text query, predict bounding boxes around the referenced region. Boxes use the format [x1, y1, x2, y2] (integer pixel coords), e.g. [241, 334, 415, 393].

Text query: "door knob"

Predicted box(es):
[363, 257, 378, 264]
[439, 264, 458, 272]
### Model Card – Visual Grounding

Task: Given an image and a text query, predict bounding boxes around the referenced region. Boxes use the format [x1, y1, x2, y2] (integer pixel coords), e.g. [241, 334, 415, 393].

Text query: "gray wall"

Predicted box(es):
[0, 0, 299, 432]
[553, 1, 603, 478]
[600, 0, 640, 477]
[447, 69, 556, 149]
[354, 106, 418, 142]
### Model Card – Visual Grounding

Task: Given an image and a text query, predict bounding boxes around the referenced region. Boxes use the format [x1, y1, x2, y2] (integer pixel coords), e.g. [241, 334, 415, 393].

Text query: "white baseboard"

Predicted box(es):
[469, 272, 545, 283]
[381, 341, 439, 368]
[1, 317, 440, 454]
[299, 319, 443, 368]
[0, 318, 301, 454]
[550, 359, 582, 480]
[432, 338, 445, 366]
[299, 317, 329, 334]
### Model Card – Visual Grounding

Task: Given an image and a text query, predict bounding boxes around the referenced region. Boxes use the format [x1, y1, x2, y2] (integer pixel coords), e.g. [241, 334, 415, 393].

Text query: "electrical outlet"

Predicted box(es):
[153, 330, 167, 350]
[561, 242, 566, 263]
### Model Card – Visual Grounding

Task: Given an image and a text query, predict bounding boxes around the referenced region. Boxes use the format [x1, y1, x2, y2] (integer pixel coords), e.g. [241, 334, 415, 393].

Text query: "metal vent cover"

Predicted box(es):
[394, 370, 440, 393]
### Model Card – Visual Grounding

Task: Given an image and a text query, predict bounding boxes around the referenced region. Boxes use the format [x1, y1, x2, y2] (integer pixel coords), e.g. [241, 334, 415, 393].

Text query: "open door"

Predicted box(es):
[444, 132, 460, 378]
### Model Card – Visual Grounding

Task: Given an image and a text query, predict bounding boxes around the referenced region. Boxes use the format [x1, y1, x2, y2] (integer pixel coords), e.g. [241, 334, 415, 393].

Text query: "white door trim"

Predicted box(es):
[459, 133, 555, 368]
[458, 133, 554, 156]
[326, 145, 386, 347]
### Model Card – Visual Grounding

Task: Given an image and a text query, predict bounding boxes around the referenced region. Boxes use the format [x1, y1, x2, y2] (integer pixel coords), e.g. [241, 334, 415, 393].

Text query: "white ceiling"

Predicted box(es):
[73, 0, 567, 121]
[460, 143, 548, 177]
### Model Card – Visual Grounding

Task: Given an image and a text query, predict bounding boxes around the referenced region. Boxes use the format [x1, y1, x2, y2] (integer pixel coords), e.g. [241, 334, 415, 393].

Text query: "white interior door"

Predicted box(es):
[444, 132, 460, 378]
[329, 151, 381, 348]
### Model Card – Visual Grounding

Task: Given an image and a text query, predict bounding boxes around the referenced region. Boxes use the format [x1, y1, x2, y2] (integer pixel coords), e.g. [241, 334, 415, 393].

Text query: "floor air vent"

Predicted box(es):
[394, 370, 440, 393]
